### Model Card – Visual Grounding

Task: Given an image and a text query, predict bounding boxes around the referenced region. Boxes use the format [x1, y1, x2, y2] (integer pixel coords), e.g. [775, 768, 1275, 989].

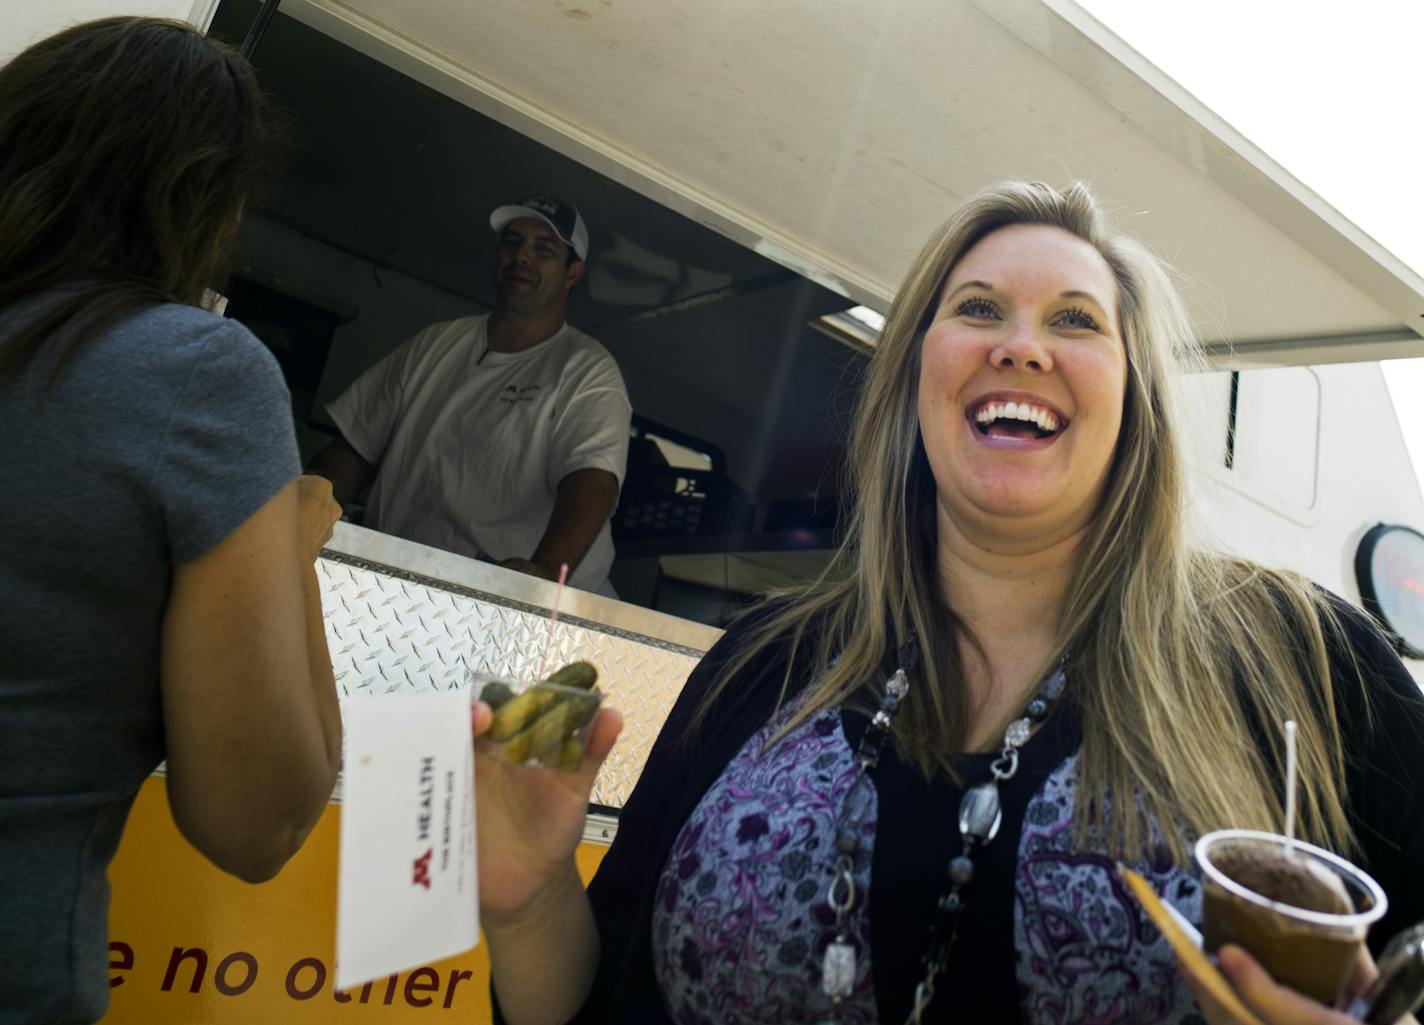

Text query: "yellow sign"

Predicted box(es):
[103, 777, 608, 1023]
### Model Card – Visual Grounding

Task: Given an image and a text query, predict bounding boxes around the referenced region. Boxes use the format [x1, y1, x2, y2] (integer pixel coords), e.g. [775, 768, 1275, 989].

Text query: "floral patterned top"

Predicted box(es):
[561, 599, 1423, 1025]
[652, 700, 1205, 1025]
[653, 705, 878, 1024]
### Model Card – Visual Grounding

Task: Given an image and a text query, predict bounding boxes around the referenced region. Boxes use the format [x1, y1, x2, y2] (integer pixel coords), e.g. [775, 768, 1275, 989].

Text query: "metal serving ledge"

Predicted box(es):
[318, 522, 722, 818]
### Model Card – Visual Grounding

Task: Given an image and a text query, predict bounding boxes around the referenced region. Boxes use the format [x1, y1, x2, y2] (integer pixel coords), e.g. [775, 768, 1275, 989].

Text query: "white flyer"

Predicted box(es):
[335, 690, 477, 990]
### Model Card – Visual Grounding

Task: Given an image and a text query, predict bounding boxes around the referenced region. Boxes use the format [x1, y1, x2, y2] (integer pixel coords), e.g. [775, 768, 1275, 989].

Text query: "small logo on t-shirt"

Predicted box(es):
[498, 384, 542, 405]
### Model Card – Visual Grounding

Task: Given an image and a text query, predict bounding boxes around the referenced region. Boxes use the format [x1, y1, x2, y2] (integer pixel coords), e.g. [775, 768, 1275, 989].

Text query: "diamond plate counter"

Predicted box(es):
[319, 522, 723, 812]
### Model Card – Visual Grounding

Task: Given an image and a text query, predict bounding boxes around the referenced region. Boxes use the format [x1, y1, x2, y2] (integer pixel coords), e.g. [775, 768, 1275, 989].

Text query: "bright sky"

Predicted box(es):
[1077, 0, 1424, 491]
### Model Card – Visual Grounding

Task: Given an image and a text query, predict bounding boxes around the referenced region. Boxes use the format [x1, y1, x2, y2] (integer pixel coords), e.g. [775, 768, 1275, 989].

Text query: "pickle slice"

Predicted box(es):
[478, 680, 515, 711]
[554, 737, 585, 772]
[544, 661, 597, 690]
[486, 686, 555, 741]
[531, 689, 600, 764]
[505, 689, 600, 767]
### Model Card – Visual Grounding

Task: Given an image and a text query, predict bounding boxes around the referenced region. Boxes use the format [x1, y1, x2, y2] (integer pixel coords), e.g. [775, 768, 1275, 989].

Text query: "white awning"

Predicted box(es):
[278, 0, 1424, 366]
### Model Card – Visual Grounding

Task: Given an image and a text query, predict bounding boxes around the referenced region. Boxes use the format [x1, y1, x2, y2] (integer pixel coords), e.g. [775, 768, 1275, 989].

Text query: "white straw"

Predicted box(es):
[1284, 719, 1299, 857]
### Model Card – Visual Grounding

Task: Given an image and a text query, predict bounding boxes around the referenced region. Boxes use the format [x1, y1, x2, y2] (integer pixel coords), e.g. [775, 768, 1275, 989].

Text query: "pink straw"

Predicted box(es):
[535, 563, 570, 682]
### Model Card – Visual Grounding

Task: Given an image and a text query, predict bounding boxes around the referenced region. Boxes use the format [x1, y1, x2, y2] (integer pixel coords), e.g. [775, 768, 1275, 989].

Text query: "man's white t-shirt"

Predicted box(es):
[327, 315, 630, 594]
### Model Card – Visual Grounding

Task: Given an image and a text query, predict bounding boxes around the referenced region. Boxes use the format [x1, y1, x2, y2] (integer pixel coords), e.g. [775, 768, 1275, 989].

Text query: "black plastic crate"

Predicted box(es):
[615, 467, 752, 539]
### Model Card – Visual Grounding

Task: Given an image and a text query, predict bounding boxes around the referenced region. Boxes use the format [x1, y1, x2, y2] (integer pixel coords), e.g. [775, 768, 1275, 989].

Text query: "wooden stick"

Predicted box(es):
[1119, 866, 1266, 1025]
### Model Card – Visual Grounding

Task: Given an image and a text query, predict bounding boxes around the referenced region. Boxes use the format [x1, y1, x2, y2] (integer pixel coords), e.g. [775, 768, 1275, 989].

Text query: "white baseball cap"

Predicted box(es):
[489, 193, 589, 262]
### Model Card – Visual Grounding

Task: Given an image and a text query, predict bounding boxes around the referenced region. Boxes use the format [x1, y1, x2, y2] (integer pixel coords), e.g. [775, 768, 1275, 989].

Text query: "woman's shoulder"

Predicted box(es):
[1313, 586, 1398, 658]
[112, 305, 288, 412]
[700, 596, 821, 681]
[1312, 587, 1423, 719]
[123, 299, 227, 330]
[661, 597, 821, 736]
[2, 292, 253, 361]
[1204, 558, 1394, 658]
[1233, 566, 1424, 732]
[11, 298, 275, 395]
[116, 301, 267, 359]
[1, 295, 282, 417]
[1193, 557, 1419, 717]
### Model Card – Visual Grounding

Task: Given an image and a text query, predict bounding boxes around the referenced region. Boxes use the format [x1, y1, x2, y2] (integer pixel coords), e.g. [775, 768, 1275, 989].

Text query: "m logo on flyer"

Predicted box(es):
[412, 849, 432, 890]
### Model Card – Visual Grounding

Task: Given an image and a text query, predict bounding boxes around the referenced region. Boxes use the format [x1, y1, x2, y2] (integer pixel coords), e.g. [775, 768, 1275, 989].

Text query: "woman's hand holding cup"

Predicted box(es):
[1186, 943, 1420, 1025]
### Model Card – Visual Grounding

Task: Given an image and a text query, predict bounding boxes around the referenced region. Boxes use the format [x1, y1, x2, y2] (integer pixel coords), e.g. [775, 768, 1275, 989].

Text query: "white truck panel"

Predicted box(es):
[1, 0, 217, 63]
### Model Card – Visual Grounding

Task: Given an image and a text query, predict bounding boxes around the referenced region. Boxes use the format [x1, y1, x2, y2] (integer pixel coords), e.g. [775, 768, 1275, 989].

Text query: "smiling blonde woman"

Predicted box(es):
[473, 181, 1424, 1025]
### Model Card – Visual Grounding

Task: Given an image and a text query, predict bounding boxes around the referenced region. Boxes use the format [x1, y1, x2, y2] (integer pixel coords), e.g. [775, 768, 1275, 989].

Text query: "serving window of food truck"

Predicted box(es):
[209, 0, 871, 626]
[7, 0, 1416, 1020]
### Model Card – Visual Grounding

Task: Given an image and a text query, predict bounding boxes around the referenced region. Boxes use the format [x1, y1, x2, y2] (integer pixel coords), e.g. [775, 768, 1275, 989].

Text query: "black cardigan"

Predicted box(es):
[500, 597, 1424, 1024]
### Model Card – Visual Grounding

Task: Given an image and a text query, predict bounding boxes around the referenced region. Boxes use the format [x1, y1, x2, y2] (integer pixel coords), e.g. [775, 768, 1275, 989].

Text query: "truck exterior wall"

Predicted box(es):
[1, 1, 217, 63]
[1182, 362, 1424, 682]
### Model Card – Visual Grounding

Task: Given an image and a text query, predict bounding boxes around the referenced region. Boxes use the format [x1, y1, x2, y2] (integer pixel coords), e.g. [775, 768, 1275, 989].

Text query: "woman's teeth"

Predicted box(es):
[973, 401, 1061, 433]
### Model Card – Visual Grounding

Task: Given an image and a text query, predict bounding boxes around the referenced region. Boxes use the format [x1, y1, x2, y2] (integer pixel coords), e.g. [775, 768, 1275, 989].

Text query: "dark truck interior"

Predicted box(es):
[210, 2, 873, 625]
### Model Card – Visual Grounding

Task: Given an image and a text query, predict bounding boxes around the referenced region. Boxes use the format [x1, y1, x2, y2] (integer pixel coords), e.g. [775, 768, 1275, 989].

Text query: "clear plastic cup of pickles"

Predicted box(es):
[470, 661, 602, 772]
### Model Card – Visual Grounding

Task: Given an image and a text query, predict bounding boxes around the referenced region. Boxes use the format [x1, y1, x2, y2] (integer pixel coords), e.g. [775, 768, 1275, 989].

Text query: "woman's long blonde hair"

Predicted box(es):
[706, 180, 1361, 861]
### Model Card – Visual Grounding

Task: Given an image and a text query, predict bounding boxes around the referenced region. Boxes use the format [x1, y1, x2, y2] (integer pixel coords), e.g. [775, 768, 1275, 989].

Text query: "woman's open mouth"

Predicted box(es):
[968, 399, 1066, 443]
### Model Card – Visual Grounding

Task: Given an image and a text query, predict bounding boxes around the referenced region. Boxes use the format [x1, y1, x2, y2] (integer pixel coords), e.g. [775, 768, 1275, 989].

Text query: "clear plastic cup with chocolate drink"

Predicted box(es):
[1196, 829, 1388, 1006]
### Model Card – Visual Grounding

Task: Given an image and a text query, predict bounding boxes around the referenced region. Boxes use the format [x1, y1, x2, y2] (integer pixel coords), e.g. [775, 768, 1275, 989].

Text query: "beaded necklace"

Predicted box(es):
[817, 640, 1068, 1025]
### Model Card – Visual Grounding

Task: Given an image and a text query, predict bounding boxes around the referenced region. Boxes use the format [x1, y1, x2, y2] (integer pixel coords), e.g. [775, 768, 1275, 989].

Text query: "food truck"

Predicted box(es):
[6, 0, 1424, 1021]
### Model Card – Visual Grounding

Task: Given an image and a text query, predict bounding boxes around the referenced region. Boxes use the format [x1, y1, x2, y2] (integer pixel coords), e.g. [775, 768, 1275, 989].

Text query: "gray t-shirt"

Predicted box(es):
[0, 298, 299, 1023]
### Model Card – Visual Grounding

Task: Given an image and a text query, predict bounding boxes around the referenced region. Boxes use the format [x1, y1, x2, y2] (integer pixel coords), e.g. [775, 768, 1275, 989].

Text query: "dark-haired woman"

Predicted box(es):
[0, 18, 343, 1023]
[472, 181, 1424, 1025]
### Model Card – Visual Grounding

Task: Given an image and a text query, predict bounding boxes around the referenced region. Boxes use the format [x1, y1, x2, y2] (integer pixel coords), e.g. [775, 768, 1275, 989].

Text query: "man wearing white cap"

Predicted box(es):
[309, 194, 630, 596]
